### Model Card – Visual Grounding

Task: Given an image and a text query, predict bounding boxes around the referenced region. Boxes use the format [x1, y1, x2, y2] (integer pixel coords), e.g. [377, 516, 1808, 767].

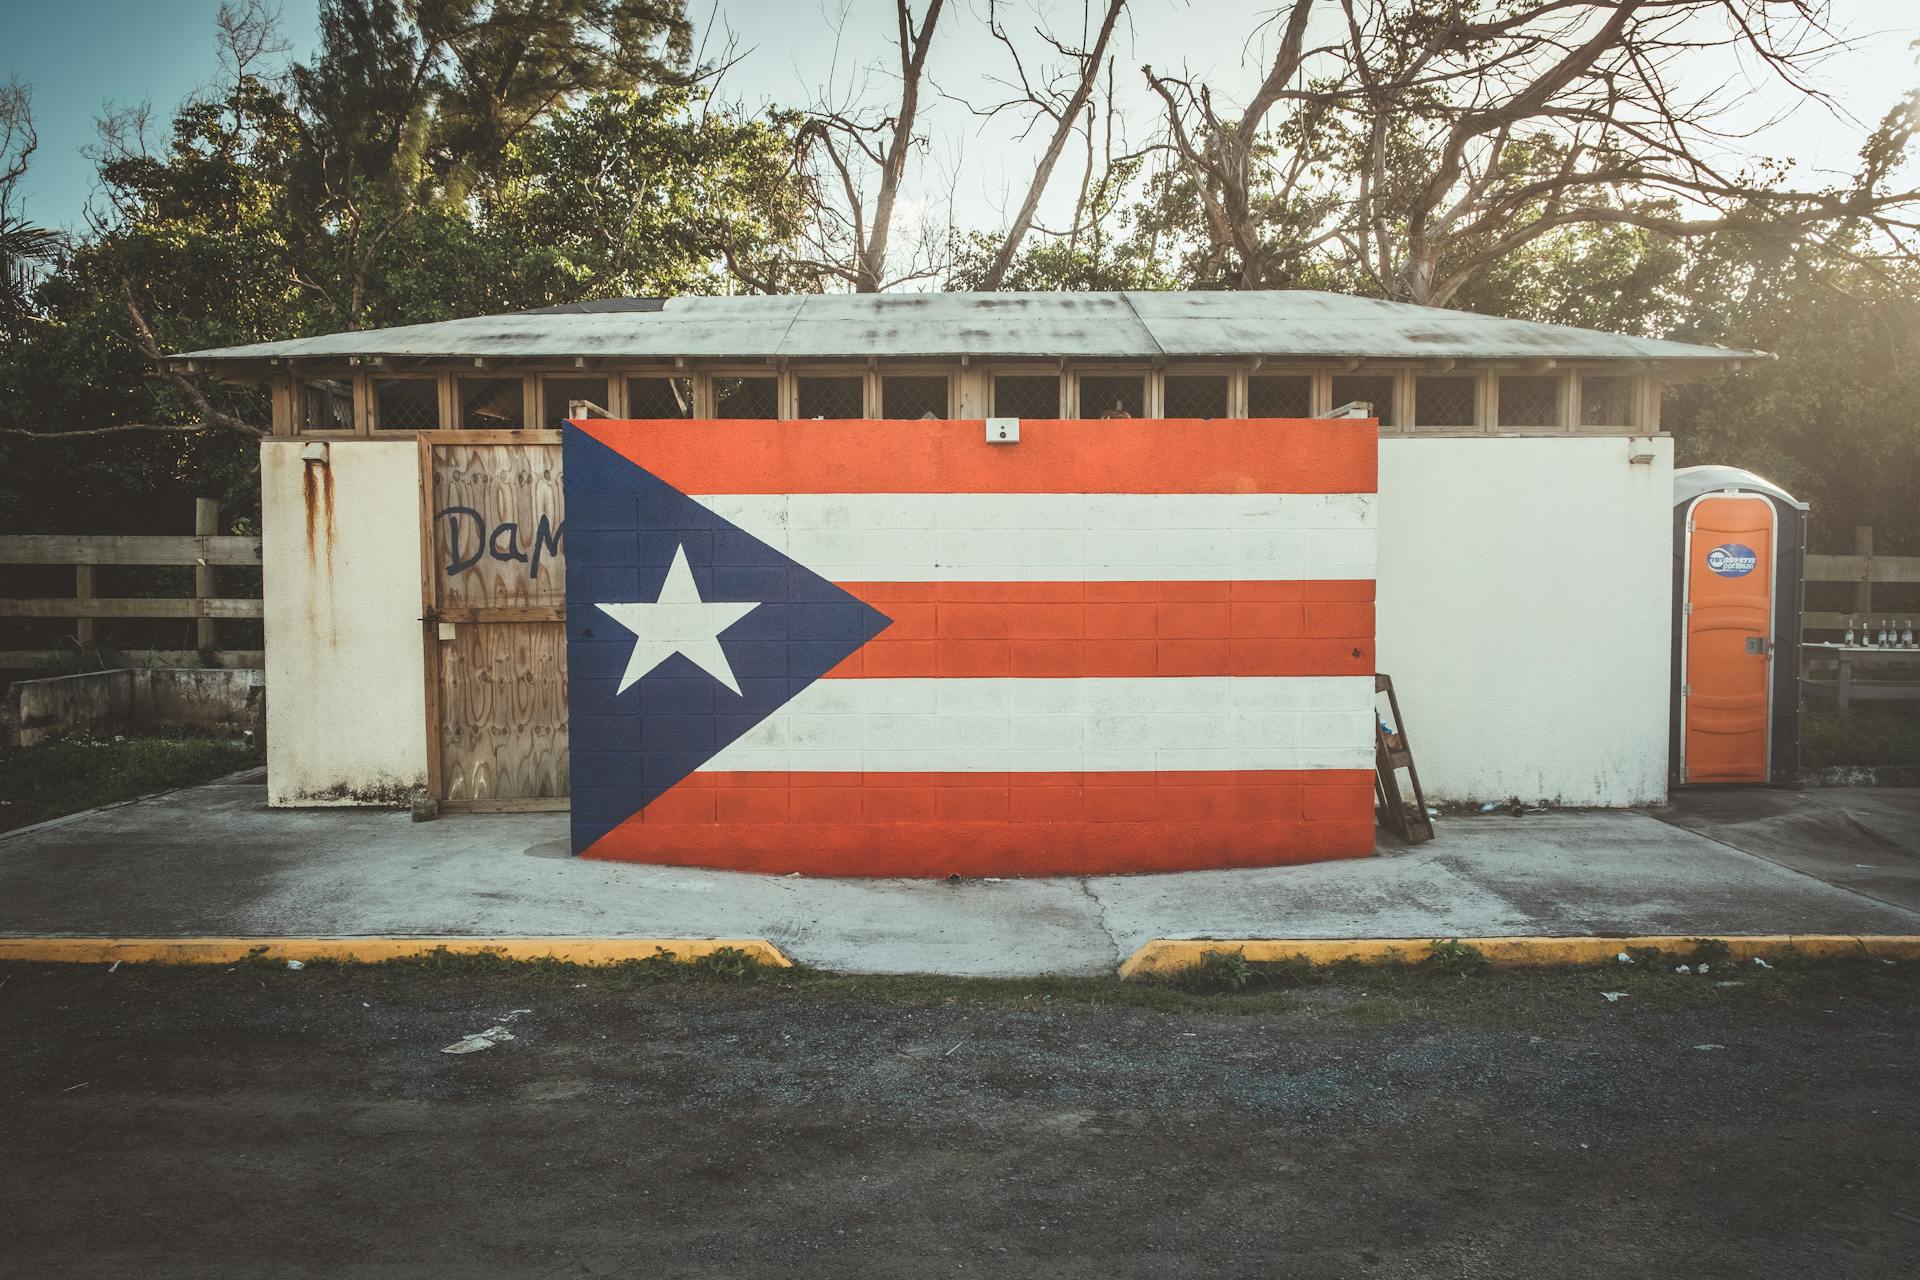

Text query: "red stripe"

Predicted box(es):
[582, 770, 1376, 877]
[830, 579, 1373, 678]
[580, 418, 1376, 495]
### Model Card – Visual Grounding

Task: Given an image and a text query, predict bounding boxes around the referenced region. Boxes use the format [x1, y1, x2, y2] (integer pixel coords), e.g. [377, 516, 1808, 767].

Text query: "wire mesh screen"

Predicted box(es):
[1248, 374, 1313, 418]
[1162, 374, 1228, 418]
[374, 378, 439, 431]
[1414, 375, 1477, 428]
[882, 375, 949, 419]
[1331, 375, 1396, 426]
[1078, 375, 1144, 419]
[542, 377, 608, 429]
[993, 375, 1060, 418]
[299, 378, 354, 431]
[796, 376, 865, 418]
[1498, 375, 1560, 428]
[626, 376, 694, 418]
[714, 376, 779, 419]
[1581, 375, 1635, 427]
[458, 377, 524, 429]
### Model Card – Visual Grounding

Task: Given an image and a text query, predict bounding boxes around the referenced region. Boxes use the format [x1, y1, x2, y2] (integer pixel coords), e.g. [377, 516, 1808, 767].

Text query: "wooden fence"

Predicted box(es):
[0, 499, 264, 671]
[1801, 526, 1920, 710]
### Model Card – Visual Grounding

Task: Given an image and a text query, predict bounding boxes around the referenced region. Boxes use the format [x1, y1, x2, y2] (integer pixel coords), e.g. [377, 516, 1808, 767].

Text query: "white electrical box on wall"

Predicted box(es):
[986, 417, 1020, 443]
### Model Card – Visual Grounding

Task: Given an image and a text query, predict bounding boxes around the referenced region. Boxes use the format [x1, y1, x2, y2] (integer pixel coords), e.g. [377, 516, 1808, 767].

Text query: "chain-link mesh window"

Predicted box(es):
[1581, 375, 1635, 428]
[542, 377, 609, 429]
[626, 376, 693, 418]
[374, 378, 439, 431]
[299, 378, 354, 432]
[1414, 375, 1477, 428]
[882, 375, 948, 419]
[993, 374, 1059, 417]
[1248, 374, 1313, 418]
[458, 377, 524, 429]
[1331, 374, 1396, 426]
[1163, 374, 1228, 418]
[714, 375, 779, 419]
[796, 375, 865, 418]
[1498, 375, 1560, 428]
[1078, 374, 1144, 419]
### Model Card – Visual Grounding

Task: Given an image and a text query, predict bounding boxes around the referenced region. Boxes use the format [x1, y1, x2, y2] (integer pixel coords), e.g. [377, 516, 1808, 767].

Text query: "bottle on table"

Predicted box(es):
[1844, 617, 1855, 646]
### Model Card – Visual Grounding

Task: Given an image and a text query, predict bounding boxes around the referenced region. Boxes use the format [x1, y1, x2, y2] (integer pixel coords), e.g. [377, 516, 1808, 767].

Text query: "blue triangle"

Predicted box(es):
[563, 424, 892, 853]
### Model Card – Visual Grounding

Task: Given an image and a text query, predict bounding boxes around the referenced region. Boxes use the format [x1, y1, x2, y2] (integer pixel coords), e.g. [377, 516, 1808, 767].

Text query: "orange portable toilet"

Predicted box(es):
[1670, 466, 1806, 786]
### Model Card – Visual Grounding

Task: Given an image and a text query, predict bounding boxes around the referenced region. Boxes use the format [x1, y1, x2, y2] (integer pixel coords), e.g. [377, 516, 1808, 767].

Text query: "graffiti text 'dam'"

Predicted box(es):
[438, 506, 564, 579]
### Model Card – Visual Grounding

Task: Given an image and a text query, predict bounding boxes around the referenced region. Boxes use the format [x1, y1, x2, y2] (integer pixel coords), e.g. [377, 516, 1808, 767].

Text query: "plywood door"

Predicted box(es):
[1683, 496, 1774, 783]
[423, 435, 569, 805]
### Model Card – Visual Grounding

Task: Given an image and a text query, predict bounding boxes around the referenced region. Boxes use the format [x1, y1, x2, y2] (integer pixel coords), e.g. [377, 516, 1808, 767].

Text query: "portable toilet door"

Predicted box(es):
[1670, 466, 1807, 786]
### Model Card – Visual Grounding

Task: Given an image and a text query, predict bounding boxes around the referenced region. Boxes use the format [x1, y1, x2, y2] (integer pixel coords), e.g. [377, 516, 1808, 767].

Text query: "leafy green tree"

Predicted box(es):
[481, 88, 808, 304]
[1665, 236, 1920, 554]
[286, 0, 694, 327]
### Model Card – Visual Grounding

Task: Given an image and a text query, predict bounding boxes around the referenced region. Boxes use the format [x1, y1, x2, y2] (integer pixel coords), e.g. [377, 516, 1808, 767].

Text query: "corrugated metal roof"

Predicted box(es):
[175, 289, 1765, 364]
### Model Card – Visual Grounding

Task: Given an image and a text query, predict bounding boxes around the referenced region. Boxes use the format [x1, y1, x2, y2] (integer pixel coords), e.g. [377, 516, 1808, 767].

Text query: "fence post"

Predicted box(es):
[74, 564, 94, 648]
[195, 498, 218, 653]
[1853, 526, 1873, 620]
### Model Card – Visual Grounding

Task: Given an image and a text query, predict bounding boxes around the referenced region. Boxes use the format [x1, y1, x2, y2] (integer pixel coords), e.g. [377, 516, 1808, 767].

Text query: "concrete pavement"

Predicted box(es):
[2, 773, 1916, 975]
[1656, 786, 1920, 915]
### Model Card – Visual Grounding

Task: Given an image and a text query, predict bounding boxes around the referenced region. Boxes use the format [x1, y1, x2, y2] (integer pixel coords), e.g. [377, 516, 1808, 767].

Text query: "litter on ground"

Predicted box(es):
[441, 1026, 515, 1055]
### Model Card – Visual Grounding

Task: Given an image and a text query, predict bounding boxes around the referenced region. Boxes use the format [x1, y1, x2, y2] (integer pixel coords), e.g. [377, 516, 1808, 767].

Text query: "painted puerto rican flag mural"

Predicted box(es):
[564, 417, 1378, 877]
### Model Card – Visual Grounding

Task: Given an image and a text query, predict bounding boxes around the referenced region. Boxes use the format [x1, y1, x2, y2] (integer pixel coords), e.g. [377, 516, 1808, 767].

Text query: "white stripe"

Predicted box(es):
[692, 492, 1376, 582]
[696, 676, 1376, 774]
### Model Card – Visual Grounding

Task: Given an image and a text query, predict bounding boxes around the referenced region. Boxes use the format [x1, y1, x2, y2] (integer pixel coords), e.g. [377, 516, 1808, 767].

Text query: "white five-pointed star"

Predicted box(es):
[595, 545, 761, 696]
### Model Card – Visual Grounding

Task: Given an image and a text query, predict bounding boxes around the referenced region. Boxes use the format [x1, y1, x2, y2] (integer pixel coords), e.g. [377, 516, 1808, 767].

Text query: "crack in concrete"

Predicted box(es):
[1073, 877, 1125, 971]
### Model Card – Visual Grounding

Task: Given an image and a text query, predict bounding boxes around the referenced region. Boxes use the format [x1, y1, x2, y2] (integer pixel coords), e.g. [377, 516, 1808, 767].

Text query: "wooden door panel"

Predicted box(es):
[430, 443, 565, 611]
[436, 620, 569, 801]
[423, 435, 569, 805]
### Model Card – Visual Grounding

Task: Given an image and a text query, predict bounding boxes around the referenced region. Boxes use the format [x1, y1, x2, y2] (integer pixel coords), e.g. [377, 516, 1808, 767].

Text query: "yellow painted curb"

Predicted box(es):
[0, 937, 792, 968]
[1117, 934, 1920, 980]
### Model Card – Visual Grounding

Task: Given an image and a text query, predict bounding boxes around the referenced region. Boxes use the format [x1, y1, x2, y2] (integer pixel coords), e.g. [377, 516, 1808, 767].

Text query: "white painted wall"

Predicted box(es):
[262, 433, 1674, 810]
[1376, 435, 1674, 806]
[260, 440, 429, 805]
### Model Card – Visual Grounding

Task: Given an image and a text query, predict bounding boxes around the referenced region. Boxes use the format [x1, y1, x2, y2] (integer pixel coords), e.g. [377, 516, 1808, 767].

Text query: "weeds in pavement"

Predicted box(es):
[1182, 949, 1255, 992]
[1423, 939, 1491, 977]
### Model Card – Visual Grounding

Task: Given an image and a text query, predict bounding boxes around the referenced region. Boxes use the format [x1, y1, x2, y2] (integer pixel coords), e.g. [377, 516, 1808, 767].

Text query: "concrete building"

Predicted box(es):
[175, 290, 1759, 833]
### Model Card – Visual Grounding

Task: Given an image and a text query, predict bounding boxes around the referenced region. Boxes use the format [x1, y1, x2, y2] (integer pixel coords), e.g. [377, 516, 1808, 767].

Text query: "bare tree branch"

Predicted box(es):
[977, 0, 1126, 289]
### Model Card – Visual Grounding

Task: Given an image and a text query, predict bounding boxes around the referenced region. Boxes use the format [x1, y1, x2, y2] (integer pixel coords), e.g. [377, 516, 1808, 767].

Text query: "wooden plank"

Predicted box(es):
[0, 535, 261, 566]
[0, 597, 263, 619]
[1806, 552, 1920, 585]
[421, 429, 563, 445]
[436, 606, 566, 624]
[195, 499, 219, 651]
[418, 432, 445, 803]
[0, 650, 264, 669]
[74, 564, 95, 647]
[1853, 527, 1873, 616]
[440, 797, 571, 813]
[436, 620, 569, 802]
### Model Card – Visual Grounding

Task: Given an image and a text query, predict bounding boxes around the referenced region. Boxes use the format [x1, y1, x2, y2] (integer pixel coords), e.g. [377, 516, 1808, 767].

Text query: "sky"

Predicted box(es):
[5, 0, 1919, 240]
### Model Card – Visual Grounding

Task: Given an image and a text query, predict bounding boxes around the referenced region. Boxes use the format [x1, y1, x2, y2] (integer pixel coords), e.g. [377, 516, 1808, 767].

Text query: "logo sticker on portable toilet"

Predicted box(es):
[1705, 544, 1757, 577]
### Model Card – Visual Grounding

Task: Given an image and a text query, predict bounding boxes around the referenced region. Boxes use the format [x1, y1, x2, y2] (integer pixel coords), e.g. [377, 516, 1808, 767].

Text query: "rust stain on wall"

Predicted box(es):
[302, 456, 339, 646]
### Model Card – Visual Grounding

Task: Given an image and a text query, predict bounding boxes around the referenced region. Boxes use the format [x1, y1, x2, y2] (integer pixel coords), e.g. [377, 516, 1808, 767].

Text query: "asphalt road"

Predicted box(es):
[2, 958, 1917, 1278]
